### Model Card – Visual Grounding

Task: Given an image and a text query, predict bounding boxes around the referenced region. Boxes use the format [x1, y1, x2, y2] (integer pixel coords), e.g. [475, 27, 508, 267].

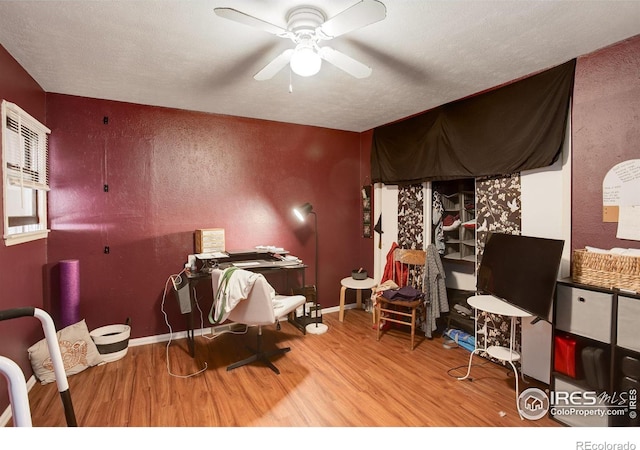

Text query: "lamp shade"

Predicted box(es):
[293, 202, 314, 222]
[290, 43, 322, 77]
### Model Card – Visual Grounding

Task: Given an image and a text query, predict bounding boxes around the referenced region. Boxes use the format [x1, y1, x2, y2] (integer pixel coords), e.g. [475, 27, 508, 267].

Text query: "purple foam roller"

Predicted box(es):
[59, 259, 80, 327]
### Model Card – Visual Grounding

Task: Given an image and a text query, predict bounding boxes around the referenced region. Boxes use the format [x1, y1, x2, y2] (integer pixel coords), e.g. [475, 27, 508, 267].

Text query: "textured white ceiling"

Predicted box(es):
[1, 1, 639, 132]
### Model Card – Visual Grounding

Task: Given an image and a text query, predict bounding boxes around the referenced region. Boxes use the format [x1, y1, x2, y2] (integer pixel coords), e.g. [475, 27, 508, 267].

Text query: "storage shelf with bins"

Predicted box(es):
[551, 279, 640, 427]
[433, 179, 476, 264]
[615, 294, 640, 427]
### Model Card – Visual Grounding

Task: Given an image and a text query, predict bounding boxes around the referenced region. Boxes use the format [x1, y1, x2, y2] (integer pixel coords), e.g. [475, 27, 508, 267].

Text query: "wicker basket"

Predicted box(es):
[572, 249, 640, 292]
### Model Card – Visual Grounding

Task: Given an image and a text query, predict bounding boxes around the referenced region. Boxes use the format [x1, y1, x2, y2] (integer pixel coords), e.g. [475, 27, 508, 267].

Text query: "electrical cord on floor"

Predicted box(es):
[447, 347, 491, 381]
[196, 287, 249, 341]
[446, 358, 492, 380]
[161, 271, 208, 378]
[201, 324, 249, 340]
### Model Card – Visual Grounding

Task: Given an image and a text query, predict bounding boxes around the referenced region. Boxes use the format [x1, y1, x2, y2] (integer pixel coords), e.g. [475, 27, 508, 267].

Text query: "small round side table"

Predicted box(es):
[339, 277, 377, 322]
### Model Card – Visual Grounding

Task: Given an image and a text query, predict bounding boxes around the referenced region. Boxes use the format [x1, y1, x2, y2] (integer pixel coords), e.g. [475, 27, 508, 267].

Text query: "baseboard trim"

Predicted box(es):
[129, 322, 248, 347]
[129, 306, 347, 347]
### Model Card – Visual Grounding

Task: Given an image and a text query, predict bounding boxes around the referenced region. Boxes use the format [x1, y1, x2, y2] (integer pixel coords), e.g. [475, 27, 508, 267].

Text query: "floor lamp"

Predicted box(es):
[293, 202, 328, 335]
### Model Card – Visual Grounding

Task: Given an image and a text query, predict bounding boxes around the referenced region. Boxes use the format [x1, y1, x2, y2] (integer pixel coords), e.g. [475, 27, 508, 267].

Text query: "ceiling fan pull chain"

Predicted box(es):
[289, 67, 293, 93]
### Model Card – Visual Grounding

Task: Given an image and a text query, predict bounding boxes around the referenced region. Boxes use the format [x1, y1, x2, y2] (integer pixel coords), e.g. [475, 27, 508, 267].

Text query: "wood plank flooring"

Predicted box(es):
[23, 309, 561, 427]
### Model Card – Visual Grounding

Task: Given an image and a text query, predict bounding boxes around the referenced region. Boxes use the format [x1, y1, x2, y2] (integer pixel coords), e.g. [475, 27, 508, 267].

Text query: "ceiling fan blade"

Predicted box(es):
[214, 8, 290, 37]
[254, 49, 294, 80]
[318, 0, 387, 39]
[319, 47, 372, 79]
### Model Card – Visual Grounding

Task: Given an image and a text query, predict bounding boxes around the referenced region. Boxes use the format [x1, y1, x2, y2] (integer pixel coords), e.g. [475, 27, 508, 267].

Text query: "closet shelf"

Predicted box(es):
[433, 178, 476, 264]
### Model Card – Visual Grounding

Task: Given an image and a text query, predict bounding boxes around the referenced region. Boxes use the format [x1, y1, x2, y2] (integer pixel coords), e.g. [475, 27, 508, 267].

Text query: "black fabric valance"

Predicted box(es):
[371, 59, 576, 184]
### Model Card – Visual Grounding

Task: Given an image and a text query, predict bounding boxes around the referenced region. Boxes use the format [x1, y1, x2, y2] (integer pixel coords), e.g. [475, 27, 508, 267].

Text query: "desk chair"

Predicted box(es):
[375, 248, 427, 350]
[212, 268, 306, 374]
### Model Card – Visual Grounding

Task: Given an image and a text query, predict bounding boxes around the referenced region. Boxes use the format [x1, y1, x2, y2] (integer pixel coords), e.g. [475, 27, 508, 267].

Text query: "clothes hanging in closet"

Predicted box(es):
[432, 190, 445, 254]
[380, 241, 407, 287]
[422, 244, 449, 338]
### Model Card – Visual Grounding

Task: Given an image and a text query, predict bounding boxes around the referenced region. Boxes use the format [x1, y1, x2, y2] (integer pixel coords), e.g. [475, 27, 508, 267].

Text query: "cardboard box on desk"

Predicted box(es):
[195, 228, 225, 253]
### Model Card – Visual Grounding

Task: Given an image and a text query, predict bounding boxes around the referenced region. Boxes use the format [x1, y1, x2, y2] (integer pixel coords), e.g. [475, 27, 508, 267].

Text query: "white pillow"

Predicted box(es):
[28, 319, 102, 385]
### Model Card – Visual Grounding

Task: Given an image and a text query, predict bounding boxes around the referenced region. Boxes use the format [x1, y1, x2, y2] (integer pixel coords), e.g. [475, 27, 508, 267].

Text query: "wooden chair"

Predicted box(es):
[375, 248, 427, 350]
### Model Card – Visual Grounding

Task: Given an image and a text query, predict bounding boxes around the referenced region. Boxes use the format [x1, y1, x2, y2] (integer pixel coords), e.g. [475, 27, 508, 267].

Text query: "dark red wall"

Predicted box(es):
[572, 35, 640, 253]
[359, 130, 375, 266]
[45, 94, 366, 339]
[0, 44, 48, 416]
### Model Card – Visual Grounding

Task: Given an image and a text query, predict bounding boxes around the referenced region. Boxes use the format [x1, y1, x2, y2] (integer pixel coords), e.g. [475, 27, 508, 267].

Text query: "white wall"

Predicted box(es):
[520, 111, 572, 383]
[373, 183, 399, 282]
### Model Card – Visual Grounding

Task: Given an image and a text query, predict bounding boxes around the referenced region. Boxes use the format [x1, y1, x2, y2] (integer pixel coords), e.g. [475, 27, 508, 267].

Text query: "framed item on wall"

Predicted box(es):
[362, 185, 372, 238]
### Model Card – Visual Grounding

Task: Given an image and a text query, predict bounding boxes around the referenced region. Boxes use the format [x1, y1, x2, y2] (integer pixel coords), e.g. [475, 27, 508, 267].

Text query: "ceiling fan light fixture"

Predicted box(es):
[215, 1, 387, 81]
[290, 43, 322, 77]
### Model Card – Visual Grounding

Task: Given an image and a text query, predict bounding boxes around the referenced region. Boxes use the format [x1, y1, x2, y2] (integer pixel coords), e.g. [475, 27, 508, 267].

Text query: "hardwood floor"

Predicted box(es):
[24, 309, 561, 427]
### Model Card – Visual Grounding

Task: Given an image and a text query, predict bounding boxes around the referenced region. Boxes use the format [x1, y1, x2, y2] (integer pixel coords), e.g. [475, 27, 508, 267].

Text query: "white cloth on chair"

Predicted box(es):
[210, 267, 271, 324]
[219, 270, 307, 374]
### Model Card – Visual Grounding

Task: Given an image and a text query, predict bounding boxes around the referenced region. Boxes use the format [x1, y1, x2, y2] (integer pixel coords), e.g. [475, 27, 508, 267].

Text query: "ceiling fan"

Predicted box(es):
[214, 0, 387, 80]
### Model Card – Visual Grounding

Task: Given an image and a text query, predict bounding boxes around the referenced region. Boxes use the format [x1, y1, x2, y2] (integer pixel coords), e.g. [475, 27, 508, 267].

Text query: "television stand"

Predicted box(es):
[456, 294, 532, 419]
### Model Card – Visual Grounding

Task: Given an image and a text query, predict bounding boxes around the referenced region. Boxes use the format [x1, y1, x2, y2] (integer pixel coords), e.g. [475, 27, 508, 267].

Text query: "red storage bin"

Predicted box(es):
[554, 334, 578, 378]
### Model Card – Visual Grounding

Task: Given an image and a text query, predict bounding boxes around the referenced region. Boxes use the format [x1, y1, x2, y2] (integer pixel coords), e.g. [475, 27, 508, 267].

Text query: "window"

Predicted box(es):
[1, 100, 50, 245]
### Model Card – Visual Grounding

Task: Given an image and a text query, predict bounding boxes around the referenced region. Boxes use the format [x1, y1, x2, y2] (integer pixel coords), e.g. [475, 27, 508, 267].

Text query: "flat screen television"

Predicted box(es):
[477, 232, 564, 323]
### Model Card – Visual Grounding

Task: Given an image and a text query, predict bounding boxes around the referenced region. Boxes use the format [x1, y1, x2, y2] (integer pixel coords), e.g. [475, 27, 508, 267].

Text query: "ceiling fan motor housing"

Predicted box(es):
[286, 7, 326, 38]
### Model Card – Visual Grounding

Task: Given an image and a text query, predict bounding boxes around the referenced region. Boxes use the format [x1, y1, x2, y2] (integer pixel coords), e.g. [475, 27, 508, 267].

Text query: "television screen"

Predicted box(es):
[477, 232, 564, 322]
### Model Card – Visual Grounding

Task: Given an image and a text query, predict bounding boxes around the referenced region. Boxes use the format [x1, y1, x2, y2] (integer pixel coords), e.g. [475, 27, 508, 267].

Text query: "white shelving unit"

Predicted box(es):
[433, 179, 476, 264]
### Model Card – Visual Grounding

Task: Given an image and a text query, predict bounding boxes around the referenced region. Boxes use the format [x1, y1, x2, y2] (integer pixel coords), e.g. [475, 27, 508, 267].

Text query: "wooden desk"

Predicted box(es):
[180, 257, 306, 357]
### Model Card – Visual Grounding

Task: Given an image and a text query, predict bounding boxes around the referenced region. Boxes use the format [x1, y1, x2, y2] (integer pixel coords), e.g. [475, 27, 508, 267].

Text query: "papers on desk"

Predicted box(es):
[255, 245, 287, 254]
[195, 252, 228, 259]
[270, 259, 303, 266]
[232, 259, 302, 268]
[233, 261, 261, 267]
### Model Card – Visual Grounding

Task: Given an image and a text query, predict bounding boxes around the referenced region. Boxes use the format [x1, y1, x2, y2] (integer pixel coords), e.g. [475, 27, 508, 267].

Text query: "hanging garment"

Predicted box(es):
[422, 244, 449, 338]
[374, 214, 384, 249]
[432, 190, 445, 254]
[380, 242, 407, 287]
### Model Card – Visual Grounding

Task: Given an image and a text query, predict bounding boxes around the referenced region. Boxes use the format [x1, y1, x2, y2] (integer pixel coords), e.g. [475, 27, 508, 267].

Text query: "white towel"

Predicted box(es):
[585, 246, 640, 256]
[211, 268, 261, 324]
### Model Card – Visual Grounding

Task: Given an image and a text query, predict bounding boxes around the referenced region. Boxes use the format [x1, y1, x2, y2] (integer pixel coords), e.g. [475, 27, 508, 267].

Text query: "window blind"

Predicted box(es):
[3, 102, 50, 191]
